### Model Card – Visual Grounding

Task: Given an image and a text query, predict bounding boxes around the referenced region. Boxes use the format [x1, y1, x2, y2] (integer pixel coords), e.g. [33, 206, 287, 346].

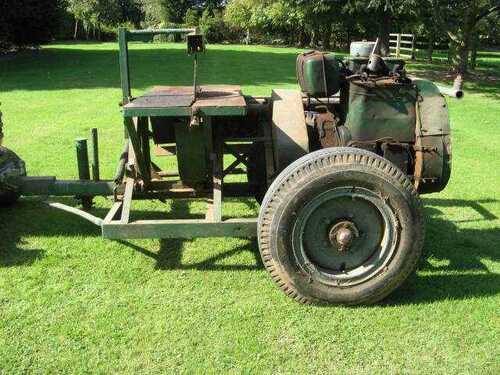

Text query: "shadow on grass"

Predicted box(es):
[1, 46, 499, 99]
[0, 47, 298, 94]
[0, 196, 499, 304]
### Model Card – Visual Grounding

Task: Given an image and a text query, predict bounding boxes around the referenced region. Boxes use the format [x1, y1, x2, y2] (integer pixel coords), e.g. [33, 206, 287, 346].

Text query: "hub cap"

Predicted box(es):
[291, 187, 399, 287]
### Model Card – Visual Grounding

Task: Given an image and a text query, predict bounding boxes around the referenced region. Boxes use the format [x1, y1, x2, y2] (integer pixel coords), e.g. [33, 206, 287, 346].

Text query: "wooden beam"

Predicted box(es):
[102, 218, 257, 239]
[120, 177, 134, 224]
[104, 201, 123, 224]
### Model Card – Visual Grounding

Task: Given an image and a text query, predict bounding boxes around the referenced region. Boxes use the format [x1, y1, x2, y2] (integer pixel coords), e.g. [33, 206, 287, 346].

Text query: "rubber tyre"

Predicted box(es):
[258, 147, 424, 305]
[0, 190, 20, 207]
[0, 146, 24, 207]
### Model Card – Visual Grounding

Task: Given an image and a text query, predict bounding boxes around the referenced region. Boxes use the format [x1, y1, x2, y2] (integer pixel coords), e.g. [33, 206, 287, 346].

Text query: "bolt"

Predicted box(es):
[336, 227, 354, 251]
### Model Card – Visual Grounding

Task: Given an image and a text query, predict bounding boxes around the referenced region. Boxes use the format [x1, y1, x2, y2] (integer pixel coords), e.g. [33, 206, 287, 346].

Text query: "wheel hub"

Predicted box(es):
[292, 186, 399, 286]
[329, 221, 359, 252]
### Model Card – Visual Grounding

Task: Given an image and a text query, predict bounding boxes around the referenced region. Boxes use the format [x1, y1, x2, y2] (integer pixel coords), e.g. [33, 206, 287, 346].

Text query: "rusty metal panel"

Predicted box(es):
[413, 78, 451, 193]
[413, 79, 450, 136]
[271, 89, 309, 173]
[192, 85, 247, 115]
[123, 85, 247, 118]
[345, 80, 417, 143]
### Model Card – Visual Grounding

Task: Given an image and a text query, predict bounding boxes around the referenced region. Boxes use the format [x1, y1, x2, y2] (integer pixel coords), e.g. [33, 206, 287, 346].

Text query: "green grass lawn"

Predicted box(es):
[0, 42, 499, 373]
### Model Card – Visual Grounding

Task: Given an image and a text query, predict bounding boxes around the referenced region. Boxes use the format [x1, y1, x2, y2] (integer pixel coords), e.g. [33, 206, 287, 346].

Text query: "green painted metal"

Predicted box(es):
[47, 202, 103, 226]
[19, 177, 117, 197]
[291, 187, 398, 287]
[175, 120, 209, 186]
[118, 28, 131, 103]
[91, 128, 100, 181]
[123, 107, 192, 118]
[345, 80, 417, 143]
[75, 138, 90, 180]
[102, 218, 257, 239]
[124, 118, 149, 181]
[137, 117, 151, 182]
[118, 27, 196, 104]
[413, 78, 452, 193]
[210, 120, 224, 222]
[127, 28, 195, 42]
[122, 105, 246, 118]
[297, 51, 342, 97]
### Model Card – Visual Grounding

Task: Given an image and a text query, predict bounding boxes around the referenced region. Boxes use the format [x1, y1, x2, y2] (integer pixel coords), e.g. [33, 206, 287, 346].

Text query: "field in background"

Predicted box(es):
[0, 42, 499, 373]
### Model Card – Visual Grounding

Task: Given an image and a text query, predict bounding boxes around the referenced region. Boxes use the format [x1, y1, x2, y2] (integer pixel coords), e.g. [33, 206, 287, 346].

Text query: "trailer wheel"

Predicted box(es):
[258, 147, 424, 305]
[0, 146, 25, 207]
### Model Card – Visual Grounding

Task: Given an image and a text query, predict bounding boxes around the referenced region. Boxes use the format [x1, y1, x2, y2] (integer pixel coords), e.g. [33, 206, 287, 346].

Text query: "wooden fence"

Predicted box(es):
[390, 33, 416, 60]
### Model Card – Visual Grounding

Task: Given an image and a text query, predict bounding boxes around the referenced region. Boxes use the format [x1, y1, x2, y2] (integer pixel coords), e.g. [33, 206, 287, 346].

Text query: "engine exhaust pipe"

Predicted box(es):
[437, 75, 464, 99]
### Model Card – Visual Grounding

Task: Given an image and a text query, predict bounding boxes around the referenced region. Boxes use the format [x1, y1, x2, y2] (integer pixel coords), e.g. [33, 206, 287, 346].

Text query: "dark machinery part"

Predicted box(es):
[187, 33, 205, 103]
[0, 110, 4, 145]
[0, 146, 26, 206]
[305, 108, 351, 149]
[297, 43, 452, 195]
[297, 51, 344, 97]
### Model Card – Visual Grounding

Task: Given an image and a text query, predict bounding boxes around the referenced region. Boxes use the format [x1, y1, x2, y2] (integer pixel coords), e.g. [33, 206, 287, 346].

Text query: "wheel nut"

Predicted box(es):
[336, 228, 354, 251]
[328, 221, 359, 252]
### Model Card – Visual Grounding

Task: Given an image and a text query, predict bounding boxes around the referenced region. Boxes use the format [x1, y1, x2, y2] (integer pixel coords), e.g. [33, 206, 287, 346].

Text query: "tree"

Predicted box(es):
[117, 0, 143, 27]
[67, 0, 121, 39]
[200, 8, 227, 42]
[140, 0, 194, 25]
[346, 0, 417, 56]
[429, 0, 500, 74]
[225, 0, 269, 44]
[184, 8, 200, 26]
[0, 0, 61, 49]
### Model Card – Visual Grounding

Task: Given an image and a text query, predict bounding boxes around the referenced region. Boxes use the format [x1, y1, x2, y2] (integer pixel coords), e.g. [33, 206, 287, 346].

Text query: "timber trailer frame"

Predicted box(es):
[20, 28, 266, 239]
[1, 29, 463, 305]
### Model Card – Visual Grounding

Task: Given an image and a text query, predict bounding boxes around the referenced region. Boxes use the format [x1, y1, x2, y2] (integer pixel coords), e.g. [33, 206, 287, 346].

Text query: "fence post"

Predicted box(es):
[396, 33, 401, 58]
[411, 34, 416, 60]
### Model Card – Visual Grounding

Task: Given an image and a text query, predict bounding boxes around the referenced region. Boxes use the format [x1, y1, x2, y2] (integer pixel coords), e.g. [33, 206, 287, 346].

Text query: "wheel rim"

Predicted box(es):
[291, 186, 399, 287]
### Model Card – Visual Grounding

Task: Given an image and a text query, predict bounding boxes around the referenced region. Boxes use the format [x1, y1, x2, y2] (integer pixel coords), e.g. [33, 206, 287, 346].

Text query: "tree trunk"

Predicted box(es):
[378, 11, 391, 56]
[346, 27, 352, 53]
[470, 33, 479, 70]
[449, 38, 470, 75]
[298, 30, 310, 48]
[321, 24, 332, 51]
[446, 7, 480, 74]
[311, 27, 320, 48]
[73, 19, 79, 39]
[427, 35, 434, 63]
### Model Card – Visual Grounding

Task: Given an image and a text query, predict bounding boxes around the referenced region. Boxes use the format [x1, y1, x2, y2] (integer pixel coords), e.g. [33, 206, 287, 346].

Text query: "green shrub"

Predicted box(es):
[199, 9, 228, 43]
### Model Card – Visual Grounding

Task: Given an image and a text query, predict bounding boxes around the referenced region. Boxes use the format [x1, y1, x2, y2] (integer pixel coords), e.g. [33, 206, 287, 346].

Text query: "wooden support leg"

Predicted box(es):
[137, 117, 151, 183]
[212, 124, 223, 222]
[120, 177, 134, 224]
[104, 201, 123, 224]
[124, 117, 149, 182]
[205, 118, 223, 223]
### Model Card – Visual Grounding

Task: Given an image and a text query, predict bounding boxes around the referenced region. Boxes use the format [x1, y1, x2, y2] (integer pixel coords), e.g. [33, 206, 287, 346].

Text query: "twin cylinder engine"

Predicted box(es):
[296, 42, 451, 194]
